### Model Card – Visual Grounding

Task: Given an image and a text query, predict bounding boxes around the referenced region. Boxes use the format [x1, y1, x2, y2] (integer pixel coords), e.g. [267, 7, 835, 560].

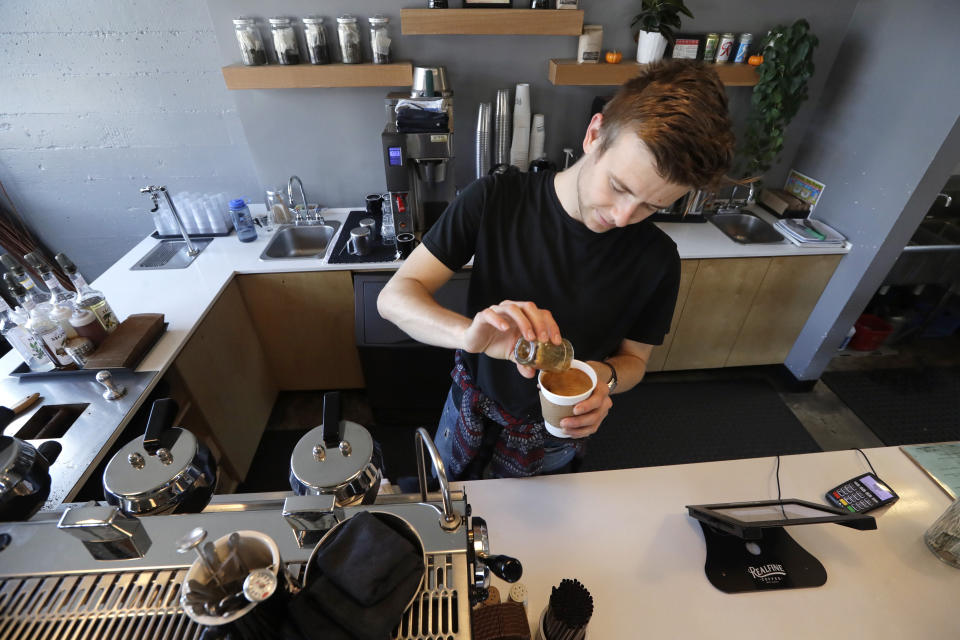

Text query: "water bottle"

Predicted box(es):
[228, 199, 258, 243]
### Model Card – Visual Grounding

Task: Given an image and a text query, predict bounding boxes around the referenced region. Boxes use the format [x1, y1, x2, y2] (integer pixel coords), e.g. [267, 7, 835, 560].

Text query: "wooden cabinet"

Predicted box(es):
[726, 254, 841, 367]
[170, 280, 277, 480]
[235, 271, 365, 390]
[650, 255, 842, 372]
[646, 260, 699, 372]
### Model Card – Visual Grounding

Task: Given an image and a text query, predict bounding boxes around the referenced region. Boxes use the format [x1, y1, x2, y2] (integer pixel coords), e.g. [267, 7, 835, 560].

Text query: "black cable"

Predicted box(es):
[855, 448, 878, 475]
[775, 455, 782, 501]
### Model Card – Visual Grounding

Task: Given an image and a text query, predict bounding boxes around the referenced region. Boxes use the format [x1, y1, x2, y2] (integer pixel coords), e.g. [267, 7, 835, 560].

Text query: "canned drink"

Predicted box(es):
[703, 33, 719, 62]
[734, 33, 753, 63]
[715, 33, 735, 63]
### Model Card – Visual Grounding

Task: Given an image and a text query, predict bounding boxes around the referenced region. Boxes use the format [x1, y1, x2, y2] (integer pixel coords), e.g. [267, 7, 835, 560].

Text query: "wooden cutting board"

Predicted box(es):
[83, 313, 165, 370]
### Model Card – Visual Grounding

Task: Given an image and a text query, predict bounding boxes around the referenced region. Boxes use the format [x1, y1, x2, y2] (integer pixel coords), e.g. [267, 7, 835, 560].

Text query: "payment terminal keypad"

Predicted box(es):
[826, 473, 898, 513]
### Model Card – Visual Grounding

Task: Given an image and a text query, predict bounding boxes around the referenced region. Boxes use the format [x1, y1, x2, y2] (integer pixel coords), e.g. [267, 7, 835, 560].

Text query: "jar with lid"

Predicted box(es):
[269, 17, 301, 65]
[337, 16, 361, 64]
[302, 17, 330, 65]
[232, 18, 266, 66]
[69, 307, 108, 346]
[368, 16, 392, 65]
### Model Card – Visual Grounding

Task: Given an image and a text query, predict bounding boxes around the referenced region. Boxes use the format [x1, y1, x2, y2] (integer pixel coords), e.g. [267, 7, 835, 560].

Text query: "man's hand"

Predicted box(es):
[462, 300, 562, 379]
[556, 361, 613, 437]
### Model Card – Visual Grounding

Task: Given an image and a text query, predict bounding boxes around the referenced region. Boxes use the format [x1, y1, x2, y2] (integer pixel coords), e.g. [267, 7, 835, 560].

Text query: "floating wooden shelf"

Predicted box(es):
[548, 59, 759, 87]
[401, 8, 583, 35]
[221, 63, 413, 90]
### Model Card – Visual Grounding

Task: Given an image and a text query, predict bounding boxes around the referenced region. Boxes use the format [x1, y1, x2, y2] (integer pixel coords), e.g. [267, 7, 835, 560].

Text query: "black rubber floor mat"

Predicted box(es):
[821, 368, 960, 446]
[579, 379, 820, 471]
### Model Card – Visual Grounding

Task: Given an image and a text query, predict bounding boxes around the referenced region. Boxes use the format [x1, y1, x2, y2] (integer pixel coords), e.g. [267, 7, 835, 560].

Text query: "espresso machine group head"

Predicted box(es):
[381, 67, 456, 235]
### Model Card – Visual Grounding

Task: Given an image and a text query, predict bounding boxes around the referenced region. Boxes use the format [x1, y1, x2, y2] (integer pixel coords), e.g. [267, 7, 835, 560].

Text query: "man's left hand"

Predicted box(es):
[557, 361, 613, 438]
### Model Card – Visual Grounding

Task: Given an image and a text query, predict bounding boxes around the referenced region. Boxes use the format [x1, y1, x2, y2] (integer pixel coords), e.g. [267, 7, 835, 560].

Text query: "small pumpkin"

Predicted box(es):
[748, 54, 764, 66]
[605, 50, 623, 64]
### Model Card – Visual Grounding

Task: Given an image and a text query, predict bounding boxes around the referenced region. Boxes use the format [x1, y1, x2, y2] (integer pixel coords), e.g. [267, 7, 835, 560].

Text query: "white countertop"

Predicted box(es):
[0, 205, 851, 505]
[463, 446, 958, 639]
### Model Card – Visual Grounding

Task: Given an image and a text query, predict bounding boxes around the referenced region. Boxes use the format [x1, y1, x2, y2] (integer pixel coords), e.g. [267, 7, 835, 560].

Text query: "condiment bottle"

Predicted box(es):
[54, 253, 119, 333]
[48, 303, 78, 339]
[69, 307, 108, 346]
[0, 295, 53, 371]
[25, 306, 72, 368]
[513, 337, 573, 372]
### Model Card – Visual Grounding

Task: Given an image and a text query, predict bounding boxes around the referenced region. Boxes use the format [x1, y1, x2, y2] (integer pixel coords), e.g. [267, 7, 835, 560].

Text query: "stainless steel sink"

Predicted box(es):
[709, 212, 785, 244]
[259, 223, 342, 260]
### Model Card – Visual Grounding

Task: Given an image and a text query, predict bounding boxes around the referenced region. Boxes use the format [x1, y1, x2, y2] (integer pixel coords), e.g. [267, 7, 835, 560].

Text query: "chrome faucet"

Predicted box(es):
[288, 175, 324, 225]
[140, 185, 200, 256]
[935, 192, 953, 208]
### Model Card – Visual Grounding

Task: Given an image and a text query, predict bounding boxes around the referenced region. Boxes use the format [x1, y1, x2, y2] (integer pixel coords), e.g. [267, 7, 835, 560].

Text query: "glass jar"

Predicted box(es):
[368, 16, 392, 65]
[228, 199, 258, 243]
[925, 497, 960, 568]
[269, 17, 301, 65]
[514, 337, 573, 372]
[337, 16, 361, 64]
[232, 18, 266, 66]
[302, 17, 330, 65]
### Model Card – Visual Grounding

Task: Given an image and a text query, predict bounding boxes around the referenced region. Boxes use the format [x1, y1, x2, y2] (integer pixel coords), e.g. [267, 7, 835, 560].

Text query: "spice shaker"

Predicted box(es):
[368, 16, 392, 65]
[514, 338, 573, 372]
[232, 18, 266, 66]
[302, 17, 330, 65]
[269, 18, 301, 65]
[337, 16, 361, 64]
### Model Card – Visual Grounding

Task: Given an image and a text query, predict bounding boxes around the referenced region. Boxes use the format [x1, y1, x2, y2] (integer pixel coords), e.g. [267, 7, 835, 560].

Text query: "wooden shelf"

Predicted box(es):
[221, 63, 413, 90]
[401, 8, 583, 35]
[548, 59, 759, 87]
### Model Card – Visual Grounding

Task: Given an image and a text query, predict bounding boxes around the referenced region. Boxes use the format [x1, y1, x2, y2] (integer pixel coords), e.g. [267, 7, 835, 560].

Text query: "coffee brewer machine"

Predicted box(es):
[381, 66, 457, 235]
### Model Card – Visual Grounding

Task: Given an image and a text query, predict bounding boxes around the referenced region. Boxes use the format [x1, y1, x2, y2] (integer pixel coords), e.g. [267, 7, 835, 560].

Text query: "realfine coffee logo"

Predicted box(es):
[747, 563, 787, 584]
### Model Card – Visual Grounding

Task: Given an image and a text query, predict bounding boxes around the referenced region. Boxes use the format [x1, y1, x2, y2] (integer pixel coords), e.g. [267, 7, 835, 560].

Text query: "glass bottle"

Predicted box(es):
[53, 253, 119, 333]
[233, 18, 267, 66]
[1, 254, 50, 305]
[228, 199, 258, 243]
[0, 295, 53, 372]
[24, 252, 75, 309]
[25, 305, 72, 367]
[368, 16, 392, 65]
[302, 17, 330, 65]
[337, 16, 361, 64]
[269, 17, 301, 65]
[69, 307, 108, 346]
[514, 337, 573, 372]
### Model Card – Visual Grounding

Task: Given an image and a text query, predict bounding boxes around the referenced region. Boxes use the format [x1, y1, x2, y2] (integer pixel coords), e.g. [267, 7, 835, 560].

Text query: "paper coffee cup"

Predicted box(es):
[538, 359, 597, 439]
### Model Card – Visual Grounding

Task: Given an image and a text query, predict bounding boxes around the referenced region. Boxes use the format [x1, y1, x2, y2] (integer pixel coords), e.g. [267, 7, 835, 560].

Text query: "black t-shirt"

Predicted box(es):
[422, 170, 680, 418]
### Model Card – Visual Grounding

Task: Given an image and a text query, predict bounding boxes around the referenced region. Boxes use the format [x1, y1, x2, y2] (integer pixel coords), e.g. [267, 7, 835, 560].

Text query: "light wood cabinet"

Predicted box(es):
[663, 258, 770, 370]
[170, 280, 277, 480]
[646, 260, 699, 372]
[726, 254, 842, 367]
[235, 271, 365, 390]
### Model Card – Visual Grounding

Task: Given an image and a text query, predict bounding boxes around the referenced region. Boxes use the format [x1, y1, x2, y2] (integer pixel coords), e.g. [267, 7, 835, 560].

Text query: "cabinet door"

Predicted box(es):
[646, 260, 699, 372]
[726, 254, 841, 367]
[236, 271, 365, 390]
[663, 258, 769, 370]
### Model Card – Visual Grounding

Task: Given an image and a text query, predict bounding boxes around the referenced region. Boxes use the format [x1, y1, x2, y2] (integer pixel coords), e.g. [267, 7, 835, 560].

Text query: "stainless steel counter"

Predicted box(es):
[0, 369, 159, 510]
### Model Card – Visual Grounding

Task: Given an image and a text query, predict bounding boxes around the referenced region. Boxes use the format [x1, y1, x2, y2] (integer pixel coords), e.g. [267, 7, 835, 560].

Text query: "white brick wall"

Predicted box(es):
[0, 0, 258, 278]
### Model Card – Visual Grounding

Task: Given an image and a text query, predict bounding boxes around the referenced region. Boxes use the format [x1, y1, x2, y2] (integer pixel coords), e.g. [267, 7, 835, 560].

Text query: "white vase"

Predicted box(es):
[636, 30, 668, 64]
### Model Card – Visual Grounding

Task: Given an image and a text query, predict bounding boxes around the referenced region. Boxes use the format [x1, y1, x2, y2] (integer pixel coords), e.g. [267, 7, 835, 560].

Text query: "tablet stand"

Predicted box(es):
[699, 522, 827, 593]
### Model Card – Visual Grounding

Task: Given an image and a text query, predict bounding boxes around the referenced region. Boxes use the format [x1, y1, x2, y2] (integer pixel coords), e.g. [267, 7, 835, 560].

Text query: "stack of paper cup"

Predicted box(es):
[475, 102, 492, 179]
[529, 113, 546, 163]
[494, 89, 512, 167]
[510, 83, 531, 171]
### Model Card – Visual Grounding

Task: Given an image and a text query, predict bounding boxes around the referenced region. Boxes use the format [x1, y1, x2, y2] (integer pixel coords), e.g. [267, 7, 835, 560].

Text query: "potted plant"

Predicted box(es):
[739, 19, 819, 182]
[631, 0, 694, 64]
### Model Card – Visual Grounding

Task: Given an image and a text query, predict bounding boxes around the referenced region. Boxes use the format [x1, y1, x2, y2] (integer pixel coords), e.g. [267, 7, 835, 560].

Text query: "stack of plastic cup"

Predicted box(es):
[155, 192, 232, 237]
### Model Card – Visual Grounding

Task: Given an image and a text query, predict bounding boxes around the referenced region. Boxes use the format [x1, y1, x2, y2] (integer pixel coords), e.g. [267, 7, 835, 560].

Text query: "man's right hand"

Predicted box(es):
[462, 300, 562, 379]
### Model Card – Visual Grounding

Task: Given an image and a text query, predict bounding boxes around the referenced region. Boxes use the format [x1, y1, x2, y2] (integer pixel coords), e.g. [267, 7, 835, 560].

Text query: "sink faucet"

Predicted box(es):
[140, 185, 199, 256]
[288, 176, 324, 225]
[935, 193, 953, 208]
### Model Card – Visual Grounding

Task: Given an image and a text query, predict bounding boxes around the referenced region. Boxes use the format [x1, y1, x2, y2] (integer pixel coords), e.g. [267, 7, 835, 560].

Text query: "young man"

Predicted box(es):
[378, 60, 735, 480]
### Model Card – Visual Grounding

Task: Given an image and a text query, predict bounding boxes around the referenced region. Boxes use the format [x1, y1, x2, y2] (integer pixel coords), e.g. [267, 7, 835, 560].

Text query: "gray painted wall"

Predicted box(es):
[0, 0, 259, 278]
[785, 0, 960, 379]
[207, 0, 856, 204]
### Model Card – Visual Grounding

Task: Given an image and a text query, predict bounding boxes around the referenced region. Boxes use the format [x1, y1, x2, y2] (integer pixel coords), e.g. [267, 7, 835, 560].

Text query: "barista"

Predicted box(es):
[378, 60, 735, 480]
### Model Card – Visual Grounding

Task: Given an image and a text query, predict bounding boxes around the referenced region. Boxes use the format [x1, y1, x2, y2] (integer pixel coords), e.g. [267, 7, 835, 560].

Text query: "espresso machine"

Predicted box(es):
[381, 66, 457, 235]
